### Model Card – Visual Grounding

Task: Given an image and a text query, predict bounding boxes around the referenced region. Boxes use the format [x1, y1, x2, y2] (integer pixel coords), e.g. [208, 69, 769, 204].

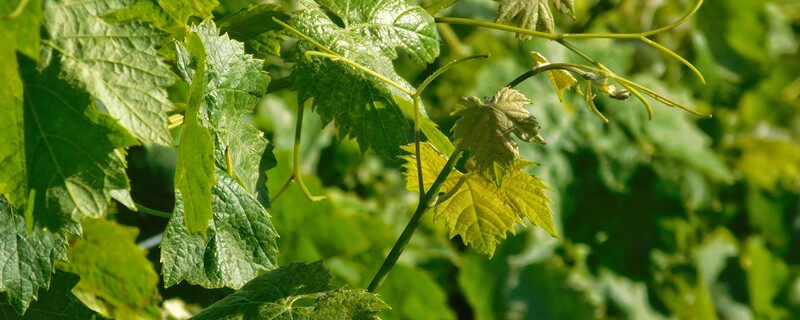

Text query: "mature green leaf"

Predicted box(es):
[402, 143, 556, 256]
[19, 58, 137, 231]
[58, 219, 161, 320]
[42, 0, 178, 145]
[291, 0, 445, 157]
[191, 261, 388, 320]
[0, 0, 41, 208]
[0, 196, 68, 315]
[0, 272, 108, 320]
[175, 31, 216, 234]
[176, 20, 274, 206]
[494, 0, 575, 40]
[217, 3, 289, 58]
[161, 171, 278, 289]
[451, 87, 546, 184]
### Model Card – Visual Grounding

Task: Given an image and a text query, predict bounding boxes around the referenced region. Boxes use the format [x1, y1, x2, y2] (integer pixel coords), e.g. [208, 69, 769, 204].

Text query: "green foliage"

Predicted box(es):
[58, 218, 161, 319]
[451, 87, 546, 184]
[161, 171, 279, 289]
[0, 196, 67, 315]
[1, 0, 797, 318]
[19, 58, 138, 232]
[41, 0, 178, 145]
[0, 272, 108, 319]
[289, 0, 439, 156]
[402, 143, 556, 256]
[494, 0, 575, 39]
[191, 261, 388, 320]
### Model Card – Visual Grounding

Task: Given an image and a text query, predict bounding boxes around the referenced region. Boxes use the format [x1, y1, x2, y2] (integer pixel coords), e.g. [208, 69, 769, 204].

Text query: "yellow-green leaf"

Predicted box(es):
[401, 143, 557, 256]
[530, 51, 578, 102]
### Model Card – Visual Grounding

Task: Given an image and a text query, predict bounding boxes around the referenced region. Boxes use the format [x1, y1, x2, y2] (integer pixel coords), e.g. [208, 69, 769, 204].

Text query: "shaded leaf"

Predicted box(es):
[19, 58, 137, 231]
[0, 272, 108, 319]
[218, 3, 289, 58]
[494, 0, 573, 40]
[0, 196, 68, 315]
[191, 261, 388, 320]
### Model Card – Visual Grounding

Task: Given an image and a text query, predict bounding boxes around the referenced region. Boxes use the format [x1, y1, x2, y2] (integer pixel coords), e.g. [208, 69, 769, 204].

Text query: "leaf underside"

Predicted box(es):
[494, 0, 576, 40]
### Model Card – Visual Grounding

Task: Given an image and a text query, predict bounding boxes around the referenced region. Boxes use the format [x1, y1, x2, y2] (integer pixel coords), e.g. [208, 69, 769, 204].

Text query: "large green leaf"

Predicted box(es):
[191, 261, 388, 320]
[0, 196, 68, 315]
[161, 171, 278, 289]
[176, 20, 274, 206]
[290, 0, 445, 157]
[0, 272, 108, 320]
[174, 31, 216, 234]
[0, 0, 41, 208]
[19, 58, 138, 231]
[58, 219, 161, 320]
[41, 0, 178, 145]
[104, 0, 219, 36]
[402, 143, 556, 256]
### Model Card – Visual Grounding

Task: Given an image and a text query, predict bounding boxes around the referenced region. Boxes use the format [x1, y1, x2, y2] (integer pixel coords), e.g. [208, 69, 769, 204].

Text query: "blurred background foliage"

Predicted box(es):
[108, 0, 800, 318]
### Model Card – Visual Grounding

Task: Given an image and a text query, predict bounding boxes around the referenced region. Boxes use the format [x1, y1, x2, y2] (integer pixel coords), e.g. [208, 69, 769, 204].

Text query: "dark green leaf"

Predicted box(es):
[0, 272, 108, 320]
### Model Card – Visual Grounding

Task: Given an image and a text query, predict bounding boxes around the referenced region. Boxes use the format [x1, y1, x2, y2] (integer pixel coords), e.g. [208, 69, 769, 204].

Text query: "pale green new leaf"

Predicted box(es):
[19, 59, 138, 231]
[0, 196, 68, 315]
[291, 0, 446, 157]
[175, 31, 216, 234]
[451, 87, 546, 182]
[494, 0, 574, 40]
[176, 21, 274, 206]
[161, 171, 278, 289]
[402, 143, 556, 256]
[191, 261, 388, 320]
[530, 51, 578, 102]
[0, 0, 41, 208]
[0, 272, 108, 320]
[42, 0, 178, 145]
[58, 219, 161, 320]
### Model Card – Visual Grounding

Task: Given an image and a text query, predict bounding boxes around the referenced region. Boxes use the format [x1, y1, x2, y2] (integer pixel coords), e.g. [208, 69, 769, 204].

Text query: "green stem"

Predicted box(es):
[270, 175, 295, 203]
[4, 0, 31, 20]
[412, 96, 425, 199]
[557, 0, 704, 39]
[416, 54, 490, 96]
[136, 203, 172, 218]
[293, 102, 326, 202]
[368, 149, 463, 292]
[505, 62, 601, 88]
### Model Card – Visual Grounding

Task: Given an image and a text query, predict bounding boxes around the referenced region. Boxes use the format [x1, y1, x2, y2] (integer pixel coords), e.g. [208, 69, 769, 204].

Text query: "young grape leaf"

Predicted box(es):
[530, 51, 578, 102]
[291, 0, 447, 157]
[18, 58, 138, 232]
[494, 0, 575, 40]
[0, 196, 68, 315]
[174, 31, 216, 235]
[57, 219, 161, 320]
[0, 272, 108, 319]
[41, 0, 178, 145]
[0, 0, 41, 208]
[176, 20, 274, 206]
[161, 171, 278, 289]
[191, 261, 388, 320]
[401, 143, 556, 256]
[451, 87, 546, 184]
[217, 3, 289, 58]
